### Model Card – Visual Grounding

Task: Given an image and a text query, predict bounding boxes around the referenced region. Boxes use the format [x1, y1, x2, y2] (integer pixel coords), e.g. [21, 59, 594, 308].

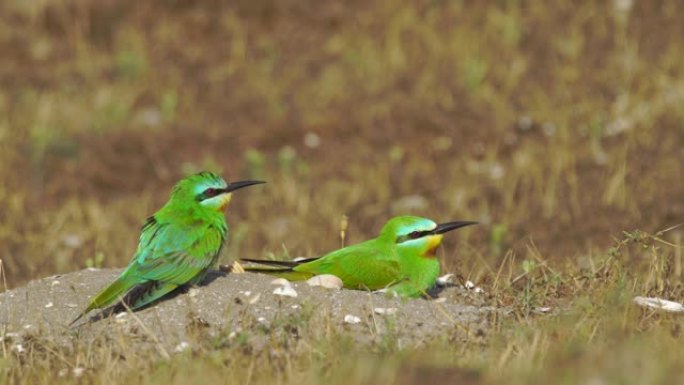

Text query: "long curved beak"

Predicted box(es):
[224, 180, 266, 193]
[432, 221, 478, 235]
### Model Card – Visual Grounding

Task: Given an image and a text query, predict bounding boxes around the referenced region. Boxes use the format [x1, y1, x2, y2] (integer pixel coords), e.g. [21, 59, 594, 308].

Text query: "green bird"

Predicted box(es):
[242, 216, 476, 297]
[71, 172, 264, 325]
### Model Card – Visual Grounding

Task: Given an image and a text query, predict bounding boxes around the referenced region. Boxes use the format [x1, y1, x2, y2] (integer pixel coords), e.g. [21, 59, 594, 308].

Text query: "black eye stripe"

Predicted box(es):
[197, 187, 225, 201]
[396, 229, 433, 243]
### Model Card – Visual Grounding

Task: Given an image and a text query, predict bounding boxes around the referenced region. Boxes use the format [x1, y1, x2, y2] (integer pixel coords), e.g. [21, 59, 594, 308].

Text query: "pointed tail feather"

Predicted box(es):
[240, 257, 320, 268]
[240, 258, 299, 268]
[243, 266, 314, 281]
[70, 274, 138, 326]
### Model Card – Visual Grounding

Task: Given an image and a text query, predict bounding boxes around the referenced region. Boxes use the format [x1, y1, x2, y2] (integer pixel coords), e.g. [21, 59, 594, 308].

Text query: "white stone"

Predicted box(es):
[273, 285, 298, 298]
[174, 341, 190, 353]
[634, 296, 684, 312]
[343, 314, 361, 324]
[306, 274, 343, 290]
[270, 278, 291, 287]
[248, 293, 261, 305]
[373, 307, 398, 316]
[72, 367, 86, 377]
[436, 274, 454, 287]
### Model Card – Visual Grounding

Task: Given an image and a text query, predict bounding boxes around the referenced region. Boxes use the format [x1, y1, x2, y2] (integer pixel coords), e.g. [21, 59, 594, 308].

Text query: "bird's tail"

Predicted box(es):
[124, 280, 178, 310]
[70, 274, 138, 326]
[240, 258, 317, 281]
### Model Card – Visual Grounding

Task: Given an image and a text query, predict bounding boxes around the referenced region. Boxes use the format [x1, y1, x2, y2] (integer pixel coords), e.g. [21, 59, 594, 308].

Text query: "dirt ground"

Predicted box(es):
[0, 268, 501, 353]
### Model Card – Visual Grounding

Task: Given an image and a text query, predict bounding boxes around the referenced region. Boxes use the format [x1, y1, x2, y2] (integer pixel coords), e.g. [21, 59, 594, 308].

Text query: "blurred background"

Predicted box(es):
[1, 0, 682, 288]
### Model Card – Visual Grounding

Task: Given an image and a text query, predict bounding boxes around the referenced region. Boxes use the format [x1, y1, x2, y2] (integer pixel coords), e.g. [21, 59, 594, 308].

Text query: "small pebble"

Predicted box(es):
[188, 288, 200, 297]
[273, 285, 298, 298]
[115, 313, 128, 324]
[306, 274, 343, 290]
[344, 314, 361, 324]
[436, 274, 454, 287]
[174, 341, 190, 353]
[248, 293, 261, 305]
[72, 367, 86, 378]
[270, 278, 291, 287]
[45, 302, 54, 308]
[373, 307, 398, 315]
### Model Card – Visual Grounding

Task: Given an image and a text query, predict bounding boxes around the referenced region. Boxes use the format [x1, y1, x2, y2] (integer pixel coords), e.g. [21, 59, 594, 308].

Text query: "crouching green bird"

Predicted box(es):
[71, 172, 265, 325]
[241, 216, 477, 297]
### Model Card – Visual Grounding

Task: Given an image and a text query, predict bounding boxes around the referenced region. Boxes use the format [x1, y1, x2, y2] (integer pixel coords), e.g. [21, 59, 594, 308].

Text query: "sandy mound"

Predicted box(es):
[0, 268, 503, 353]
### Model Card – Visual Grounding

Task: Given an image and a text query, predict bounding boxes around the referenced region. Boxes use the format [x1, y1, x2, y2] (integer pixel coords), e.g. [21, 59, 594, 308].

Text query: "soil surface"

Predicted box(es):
[0, 268, 503, 353]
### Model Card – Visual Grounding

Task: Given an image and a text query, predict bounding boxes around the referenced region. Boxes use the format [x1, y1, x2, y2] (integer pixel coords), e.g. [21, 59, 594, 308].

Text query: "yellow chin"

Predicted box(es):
[217, 193, 233, 211]
[423, 234, 443, 258]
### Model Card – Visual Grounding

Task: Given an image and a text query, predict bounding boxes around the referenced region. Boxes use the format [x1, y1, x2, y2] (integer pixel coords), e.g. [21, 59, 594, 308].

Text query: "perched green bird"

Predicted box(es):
[242, 216, 476, 297]
[71, 172, 264, 325]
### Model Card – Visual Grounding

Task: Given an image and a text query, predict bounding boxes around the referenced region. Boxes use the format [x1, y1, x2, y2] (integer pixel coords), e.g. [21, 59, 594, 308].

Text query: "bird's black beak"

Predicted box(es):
[432, 221, 478, 235]
[224, 180, 266, 193]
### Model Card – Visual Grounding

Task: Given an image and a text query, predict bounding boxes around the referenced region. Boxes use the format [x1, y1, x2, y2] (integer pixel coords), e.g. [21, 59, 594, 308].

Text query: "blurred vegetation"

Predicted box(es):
[1, 0, 684, 382]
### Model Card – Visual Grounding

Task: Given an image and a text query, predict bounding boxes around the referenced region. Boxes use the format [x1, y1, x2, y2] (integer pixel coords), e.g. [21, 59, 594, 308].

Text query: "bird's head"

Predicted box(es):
[379, 216, 477, 257]
[169, 171, 265, 212]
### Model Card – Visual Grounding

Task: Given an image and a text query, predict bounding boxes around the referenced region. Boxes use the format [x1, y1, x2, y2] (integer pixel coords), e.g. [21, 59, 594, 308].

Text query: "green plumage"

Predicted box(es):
[243, 216, 477, 297]
[71, 172, 264, 325]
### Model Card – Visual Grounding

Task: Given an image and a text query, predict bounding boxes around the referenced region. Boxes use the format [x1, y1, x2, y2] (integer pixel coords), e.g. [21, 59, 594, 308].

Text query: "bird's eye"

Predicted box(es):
[409, 231, 421, 239]
[203, 188, 218, 198]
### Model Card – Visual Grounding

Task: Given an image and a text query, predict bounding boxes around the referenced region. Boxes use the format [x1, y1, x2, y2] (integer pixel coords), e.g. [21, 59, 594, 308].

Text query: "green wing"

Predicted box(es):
[71, 216, 226, 325]
[134, 220, 224, 285]
[294, 244, 403, 290]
